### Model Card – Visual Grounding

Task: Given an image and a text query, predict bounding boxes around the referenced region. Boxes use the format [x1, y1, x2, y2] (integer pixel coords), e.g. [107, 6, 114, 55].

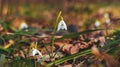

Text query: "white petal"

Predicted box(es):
[95, 20, 100, 27]
[57, 23, 61, 31]
[36, 49, 43, 57]
[19, 21, 28, 30]
[30, 49, 42, 57]
[57, 20, 67, 31]
[61, 20, 67, 30]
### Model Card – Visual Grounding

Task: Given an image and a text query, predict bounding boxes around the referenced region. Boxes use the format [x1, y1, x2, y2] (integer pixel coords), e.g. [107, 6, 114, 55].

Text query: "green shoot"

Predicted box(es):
[51, 11, 62, 58]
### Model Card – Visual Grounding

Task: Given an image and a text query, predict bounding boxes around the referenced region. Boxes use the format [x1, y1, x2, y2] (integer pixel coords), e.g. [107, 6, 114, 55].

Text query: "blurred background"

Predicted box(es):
[1, 0, 120, 31]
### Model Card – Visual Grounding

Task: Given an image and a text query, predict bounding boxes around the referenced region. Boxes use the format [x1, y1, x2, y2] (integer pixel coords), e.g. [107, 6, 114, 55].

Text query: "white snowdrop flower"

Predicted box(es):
[104, 13, 110, 24]
[104, 13, 109, 19]
[95, 20, 100, 27]
[19, 21, 28, 30]
[30, 48, 43, 57]
[57, 20, 67, 31]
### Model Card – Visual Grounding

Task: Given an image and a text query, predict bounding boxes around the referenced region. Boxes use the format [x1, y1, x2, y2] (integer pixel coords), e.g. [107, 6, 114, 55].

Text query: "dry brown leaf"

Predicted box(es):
[19, 50, 25, 58]
[4, 39, 14, 48]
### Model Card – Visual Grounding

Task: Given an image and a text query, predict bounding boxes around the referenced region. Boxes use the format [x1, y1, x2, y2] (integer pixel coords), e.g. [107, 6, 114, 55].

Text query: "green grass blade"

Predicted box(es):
[0, 46, 10, 54]
[100, 39, 120, 51]
[53, 44, 65, 57]
[15, 28, 38, 36]
[46, 49, 91, 67]
[56, 29, 103, 40]
[46, 38, 120, 67]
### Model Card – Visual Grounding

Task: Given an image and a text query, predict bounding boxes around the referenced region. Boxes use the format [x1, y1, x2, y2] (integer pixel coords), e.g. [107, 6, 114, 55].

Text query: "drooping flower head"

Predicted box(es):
[104, 13, 110, 24]
[30, 48, 42, 57]
[95, 20, 100, 27]
[19, 20, 28, 30]
[29, 42, 42, 57]
[57, 17, 67, 31]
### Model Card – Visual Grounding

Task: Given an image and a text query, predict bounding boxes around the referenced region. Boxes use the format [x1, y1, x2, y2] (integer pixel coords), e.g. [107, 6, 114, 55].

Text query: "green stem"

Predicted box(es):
[51, 11, 62, 57]
[34, 60, 36, 67]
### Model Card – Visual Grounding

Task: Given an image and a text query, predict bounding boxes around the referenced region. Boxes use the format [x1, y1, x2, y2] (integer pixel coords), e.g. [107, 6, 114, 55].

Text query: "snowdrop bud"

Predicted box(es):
[19, 21, 28, 30]
[104, 13, 110, 24]
[57, 20, 67, 31]
[30, 48, 43, 57]
[95, 20, 100, 27]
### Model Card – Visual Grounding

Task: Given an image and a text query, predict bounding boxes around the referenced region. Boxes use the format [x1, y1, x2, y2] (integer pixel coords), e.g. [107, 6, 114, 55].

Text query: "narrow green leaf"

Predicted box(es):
[53, 44, 65, 57]
[56, 29, 103, 40]
[0, 46, 10, 54]
[15, 28, 38, 36]
[46, 49, 91, 67]
[100, 39, 120, 51]
[46, 38, 120, 67]
[0, 54, 7, 67]
[107, 46, 120, 53]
